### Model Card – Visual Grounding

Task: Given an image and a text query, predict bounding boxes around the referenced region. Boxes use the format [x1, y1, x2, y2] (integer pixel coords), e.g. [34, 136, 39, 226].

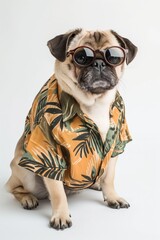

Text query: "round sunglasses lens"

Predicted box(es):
[74, 48, 94, 66]
[105, 47, 125, 66]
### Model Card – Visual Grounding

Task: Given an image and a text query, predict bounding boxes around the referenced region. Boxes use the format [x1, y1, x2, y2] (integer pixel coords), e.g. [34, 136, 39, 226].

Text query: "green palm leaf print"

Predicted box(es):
[73, 121, 103, 158]
[45, 102, 63, 130]
[19, 150, 67, 180]
[34, 89, 48, 125]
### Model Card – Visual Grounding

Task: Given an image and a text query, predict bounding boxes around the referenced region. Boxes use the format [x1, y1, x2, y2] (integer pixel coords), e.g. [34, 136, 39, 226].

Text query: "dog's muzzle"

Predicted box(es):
[78, 59, 118, 94]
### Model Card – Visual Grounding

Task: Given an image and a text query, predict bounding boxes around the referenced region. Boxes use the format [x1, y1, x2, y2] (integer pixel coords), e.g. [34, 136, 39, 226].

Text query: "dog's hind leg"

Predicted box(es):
[90, 178, 102, 191]
[6, 173, 39, 210]
[6, 134, 39, 209]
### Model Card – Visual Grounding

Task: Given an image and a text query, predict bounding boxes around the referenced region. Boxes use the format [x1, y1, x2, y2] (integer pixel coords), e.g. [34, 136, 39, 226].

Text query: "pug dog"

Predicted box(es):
[6, 29, 137, 230]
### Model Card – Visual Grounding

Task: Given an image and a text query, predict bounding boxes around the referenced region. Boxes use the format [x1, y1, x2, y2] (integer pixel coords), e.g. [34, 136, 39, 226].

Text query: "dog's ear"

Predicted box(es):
[111, 30, 138, 65]
[47, 29, 82, 62]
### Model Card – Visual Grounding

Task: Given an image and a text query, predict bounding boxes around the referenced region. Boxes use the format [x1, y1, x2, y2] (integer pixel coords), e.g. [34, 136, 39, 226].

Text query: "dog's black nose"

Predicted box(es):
[92, 59, 106, 71]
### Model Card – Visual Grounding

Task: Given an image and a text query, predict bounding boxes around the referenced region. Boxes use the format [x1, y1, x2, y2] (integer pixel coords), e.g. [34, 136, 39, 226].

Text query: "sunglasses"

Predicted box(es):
[67, 46, 127, 67]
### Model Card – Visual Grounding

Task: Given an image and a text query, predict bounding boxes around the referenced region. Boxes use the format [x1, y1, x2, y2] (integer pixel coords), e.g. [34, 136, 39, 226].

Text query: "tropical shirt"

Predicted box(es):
[18, 75, 132, 190]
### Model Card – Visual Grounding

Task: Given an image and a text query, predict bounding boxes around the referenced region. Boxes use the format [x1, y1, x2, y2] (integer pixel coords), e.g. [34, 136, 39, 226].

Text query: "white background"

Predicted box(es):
[0, 0, 160, 239]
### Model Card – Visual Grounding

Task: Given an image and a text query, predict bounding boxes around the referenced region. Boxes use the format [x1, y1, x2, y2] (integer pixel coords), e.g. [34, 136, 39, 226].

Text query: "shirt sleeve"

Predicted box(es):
[18, 116, 67, 180]
[111, 117, 132, 158]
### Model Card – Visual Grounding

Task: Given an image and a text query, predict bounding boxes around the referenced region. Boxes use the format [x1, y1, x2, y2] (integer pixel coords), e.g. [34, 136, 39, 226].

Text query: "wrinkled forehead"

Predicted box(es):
[68, 30, 120, 50]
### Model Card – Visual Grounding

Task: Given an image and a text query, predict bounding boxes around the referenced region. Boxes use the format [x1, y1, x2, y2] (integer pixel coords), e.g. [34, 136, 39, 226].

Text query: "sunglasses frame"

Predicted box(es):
[67, 45, 128, 67]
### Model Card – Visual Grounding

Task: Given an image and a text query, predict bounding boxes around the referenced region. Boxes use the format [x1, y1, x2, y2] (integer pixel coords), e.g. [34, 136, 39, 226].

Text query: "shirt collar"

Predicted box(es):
[112, 91, 125, 113]
[59, 94, 123, 122]
[58, 84, 85, 122]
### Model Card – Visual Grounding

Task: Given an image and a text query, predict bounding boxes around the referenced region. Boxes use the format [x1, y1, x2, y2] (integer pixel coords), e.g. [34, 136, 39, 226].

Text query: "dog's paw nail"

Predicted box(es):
[61, 224, 66, 230]
[119, 201, 130, 209]
[66, 220, 72, 228]
[49, 220, 55, 228]
[125, 203, 130, 208]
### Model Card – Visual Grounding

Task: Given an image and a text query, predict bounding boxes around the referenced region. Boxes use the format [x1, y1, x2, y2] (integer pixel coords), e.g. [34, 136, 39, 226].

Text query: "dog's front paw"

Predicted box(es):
[50, 214, 72, 230]
[104, 197, 130, 209]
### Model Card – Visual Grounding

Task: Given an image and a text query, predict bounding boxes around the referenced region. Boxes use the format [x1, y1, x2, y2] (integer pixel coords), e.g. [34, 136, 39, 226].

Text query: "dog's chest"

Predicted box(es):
[79, 90, 116, 142]
[80, 102, 110, 142]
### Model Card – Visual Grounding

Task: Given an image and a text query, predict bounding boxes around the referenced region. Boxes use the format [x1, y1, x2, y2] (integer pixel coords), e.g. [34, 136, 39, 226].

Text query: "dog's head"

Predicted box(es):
[47, 29, 137, 97]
